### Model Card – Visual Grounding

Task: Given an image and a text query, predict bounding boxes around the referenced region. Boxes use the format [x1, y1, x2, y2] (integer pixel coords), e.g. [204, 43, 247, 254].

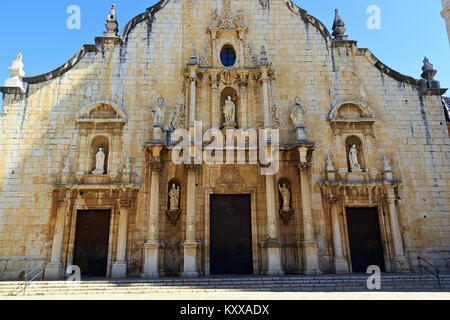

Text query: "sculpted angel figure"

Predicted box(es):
[169, 184, 180, 210]
[152, 97, 166, 126]
[279, 183, 291, 210]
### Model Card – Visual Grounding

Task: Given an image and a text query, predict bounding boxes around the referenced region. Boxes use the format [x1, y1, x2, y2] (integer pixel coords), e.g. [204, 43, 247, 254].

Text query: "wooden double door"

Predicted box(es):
[346, 207, 385, 273]
[73, 210, 111, 277]
[210, 195, 253, 275]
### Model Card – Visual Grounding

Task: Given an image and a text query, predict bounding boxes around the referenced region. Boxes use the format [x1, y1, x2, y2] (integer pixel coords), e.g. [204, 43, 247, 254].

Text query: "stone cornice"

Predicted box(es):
[23, 44, 97, 85]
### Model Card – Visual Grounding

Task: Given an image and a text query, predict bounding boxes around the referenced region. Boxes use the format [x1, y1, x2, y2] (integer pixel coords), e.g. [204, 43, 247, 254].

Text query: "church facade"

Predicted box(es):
[0, 0, 449, 280]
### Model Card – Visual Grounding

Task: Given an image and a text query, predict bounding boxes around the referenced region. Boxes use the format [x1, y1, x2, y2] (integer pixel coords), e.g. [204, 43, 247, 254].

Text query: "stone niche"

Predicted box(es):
[328, 101, 379, 181]
[74, 102, 127, 184]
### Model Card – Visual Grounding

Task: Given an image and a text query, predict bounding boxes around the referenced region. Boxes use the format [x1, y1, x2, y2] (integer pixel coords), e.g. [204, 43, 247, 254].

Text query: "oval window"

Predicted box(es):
[220, 45, 236, 67]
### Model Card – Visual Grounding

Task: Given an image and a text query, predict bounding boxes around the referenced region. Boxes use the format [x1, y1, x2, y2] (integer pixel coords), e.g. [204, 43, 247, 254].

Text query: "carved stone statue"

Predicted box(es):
[223, 96, 236, 125]
[94, 147, 106, 174]
[152, 97, 166, 127]
[349, 145, 361, 172]
[290, 97, 305, 127]
[332, 9, 347, 40]
[279, 183, 291, 210]
[169, 184, 180, 210]
[104, 4, 119, 37]
[5, 53, 25, 88]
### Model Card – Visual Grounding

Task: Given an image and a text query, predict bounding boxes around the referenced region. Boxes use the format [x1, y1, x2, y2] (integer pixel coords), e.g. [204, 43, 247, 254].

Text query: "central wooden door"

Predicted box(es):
[73, 210, 111, 277]
[210, 195, 253, 275]
[346, 207, 385, 273]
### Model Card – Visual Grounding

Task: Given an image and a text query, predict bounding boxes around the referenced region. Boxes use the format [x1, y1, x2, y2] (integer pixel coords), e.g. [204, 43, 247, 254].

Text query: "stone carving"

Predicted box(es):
[290, 97, 305, 126]
[349, 145, 361, 172]
[383, 154, 392, 172]
[152, 97, 166, 127]
[421, 57, 437, 80]
[259, 0, 269, 10]
[104, 4, 119, 37]
[279, 184, 291, 210]
[221, 67, 238, 85]
[271, 100, 281, 129]
[290, 97, 307, 142]
[209, 0, 246, 31]
[169, 184, 181, 210]
[4, 53, 25, 89]
[189, 44, 198, 65]
[223, 96, 236, 126]
[93, 147, 106, 174]
[326, 152, 335, 172]
[260, 45, 269, 66]
[332, 9, 347, 40]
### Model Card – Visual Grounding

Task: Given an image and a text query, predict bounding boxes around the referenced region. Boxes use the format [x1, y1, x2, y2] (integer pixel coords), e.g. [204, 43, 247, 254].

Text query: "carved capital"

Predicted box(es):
[149, 161, 163, 173]
[185, 164, 201, 173]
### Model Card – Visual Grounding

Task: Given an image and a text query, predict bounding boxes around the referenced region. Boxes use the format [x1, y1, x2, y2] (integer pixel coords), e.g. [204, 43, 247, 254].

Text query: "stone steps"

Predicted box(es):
[1, 274, 448, 296]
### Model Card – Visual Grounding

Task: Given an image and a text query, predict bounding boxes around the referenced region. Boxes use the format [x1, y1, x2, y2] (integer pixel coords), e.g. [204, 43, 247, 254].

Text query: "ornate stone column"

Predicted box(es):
[143, 146, 163, 277]
[329, 196, 349, 273]
[182, 164, 200, 277]
[187, 64, 199, 136]
[45, 190, 69, 280]
[386, 187, 410, 272]
[260, 67, 272, 128]
[264, 172, 284, 275]
[210, 72, 221, 129]
[298, 146, 321, 275]
[112, 192, 130, 278]
[238, 73, 249, 129]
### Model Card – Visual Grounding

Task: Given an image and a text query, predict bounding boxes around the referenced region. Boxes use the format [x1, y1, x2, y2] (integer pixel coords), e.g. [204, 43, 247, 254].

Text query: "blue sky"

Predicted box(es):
[0, 0, 448, 98]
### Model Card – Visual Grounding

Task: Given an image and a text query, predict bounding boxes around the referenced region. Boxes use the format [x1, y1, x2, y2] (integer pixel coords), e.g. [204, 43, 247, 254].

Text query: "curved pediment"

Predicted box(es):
[76, 101, 127, 123]
[328, 100, 376, 122]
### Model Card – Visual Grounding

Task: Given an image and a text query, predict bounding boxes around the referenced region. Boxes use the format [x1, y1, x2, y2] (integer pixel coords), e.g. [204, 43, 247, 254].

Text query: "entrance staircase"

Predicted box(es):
[1, 274, 449, 297]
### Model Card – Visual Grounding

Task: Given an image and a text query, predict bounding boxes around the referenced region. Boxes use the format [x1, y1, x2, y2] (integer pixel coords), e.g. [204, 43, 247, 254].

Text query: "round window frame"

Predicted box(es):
[219, 44, 237, 68]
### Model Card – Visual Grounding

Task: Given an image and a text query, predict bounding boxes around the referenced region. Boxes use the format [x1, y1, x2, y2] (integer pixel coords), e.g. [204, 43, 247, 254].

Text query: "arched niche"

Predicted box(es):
[90, 136, 110, 174]
[75, 101, 127, 179]
[277, 178, 292, 211]
[220, 86, 239, 128]
[167, 178, 181, 211]
[345, 135, 365, 172]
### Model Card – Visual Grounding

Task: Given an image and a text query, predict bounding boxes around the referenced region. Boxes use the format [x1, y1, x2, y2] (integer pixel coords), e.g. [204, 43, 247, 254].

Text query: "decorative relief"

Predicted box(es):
[168, 86, 186, 129]
[199, 39, 212, 68]
[215, 165, 246, 193]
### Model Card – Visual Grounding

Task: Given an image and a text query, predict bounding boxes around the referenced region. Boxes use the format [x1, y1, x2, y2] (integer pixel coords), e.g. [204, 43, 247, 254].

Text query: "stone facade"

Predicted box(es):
[443, 0, 450, 43]
[0, 0, 449, 280]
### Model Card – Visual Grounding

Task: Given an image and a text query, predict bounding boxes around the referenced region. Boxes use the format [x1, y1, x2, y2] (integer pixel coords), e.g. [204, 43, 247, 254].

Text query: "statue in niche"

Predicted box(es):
[290, 97, 306, 127]
[169, 184, 180, 210]
[349, 144, 361, 172]
[93, 147, 106, 174]
[223, 96, 236, 125]
[152, 97, 166, 126]
[279, 183, 291, 210]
